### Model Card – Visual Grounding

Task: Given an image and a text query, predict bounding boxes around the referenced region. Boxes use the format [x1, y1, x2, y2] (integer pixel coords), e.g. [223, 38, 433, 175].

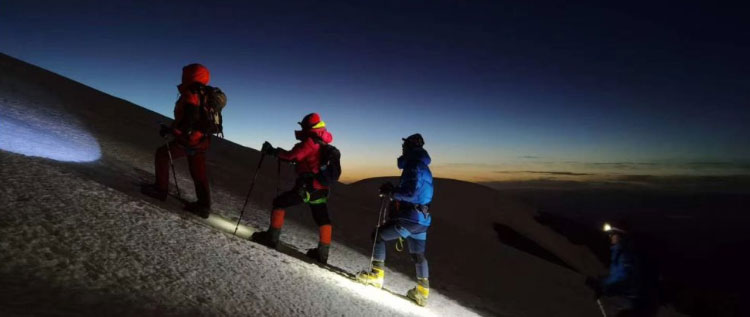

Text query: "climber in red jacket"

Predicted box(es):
[142, 64, 213, 218]
[251, 113, 334, 264]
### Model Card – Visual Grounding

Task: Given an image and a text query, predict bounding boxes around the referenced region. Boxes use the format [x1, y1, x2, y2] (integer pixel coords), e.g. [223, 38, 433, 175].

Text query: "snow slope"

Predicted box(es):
[0, 53, 681, 316]
[1, 149, 465, 317]
[0, 53, 481, 317]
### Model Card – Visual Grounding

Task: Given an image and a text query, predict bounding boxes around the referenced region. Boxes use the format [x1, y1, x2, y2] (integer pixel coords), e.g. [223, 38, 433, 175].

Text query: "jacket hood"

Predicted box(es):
[398, 147, 431, 169]
[295, 127, 333, 143]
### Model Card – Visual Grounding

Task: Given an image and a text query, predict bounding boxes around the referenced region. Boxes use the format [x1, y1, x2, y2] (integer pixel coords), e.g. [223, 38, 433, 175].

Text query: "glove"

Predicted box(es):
[585, 277, 602, 299]
[159, 124, 172, 138]
[379, 182, 394, 197]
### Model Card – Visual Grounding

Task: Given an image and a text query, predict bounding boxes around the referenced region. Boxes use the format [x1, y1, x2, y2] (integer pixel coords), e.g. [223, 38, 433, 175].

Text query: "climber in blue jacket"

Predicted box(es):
[587, 222, 653, 316]
[357, 133, 433, 307]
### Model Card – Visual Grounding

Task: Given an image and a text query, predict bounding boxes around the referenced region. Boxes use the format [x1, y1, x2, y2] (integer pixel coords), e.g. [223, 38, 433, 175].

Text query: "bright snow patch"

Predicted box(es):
[0, 101, 101, 162]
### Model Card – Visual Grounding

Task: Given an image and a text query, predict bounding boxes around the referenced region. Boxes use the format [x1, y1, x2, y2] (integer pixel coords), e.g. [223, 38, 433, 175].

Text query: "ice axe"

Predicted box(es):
[234, 153, 265, 236]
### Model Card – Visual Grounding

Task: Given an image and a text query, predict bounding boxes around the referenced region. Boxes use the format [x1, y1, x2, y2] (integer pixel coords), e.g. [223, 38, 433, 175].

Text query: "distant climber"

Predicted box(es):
[251, 113, 335, 264]
[142, 63, 222, 219]
[357, 133, 433, 307]
[586, 222, 656, 317]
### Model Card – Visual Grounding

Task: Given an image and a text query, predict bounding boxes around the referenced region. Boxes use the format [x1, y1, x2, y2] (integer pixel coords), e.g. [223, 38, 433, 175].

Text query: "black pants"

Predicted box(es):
[272, 188, 331, 226]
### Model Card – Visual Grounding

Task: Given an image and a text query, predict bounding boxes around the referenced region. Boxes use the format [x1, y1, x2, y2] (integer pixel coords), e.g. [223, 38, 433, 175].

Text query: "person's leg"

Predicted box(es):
[270, 189, 305, 230]
[251, 188, 305, 247]
[187, 150, 210, 208]
[407, 236, 429, 280]
[154, 141, 186, 193]
[310, 203, 332, 243]
[405, 224, 430, 306]
[373, 223, 403, 264]
[307, 202, 332, 263]
[356, 222, 401, 288]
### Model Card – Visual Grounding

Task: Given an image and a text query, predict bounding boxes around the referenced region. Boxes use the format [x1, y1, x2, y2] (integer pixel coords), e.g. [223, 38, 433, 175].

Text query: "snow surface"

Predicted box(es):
[0, 90, 100, 162]
[0, 54, 482, 316]
[0, 151, 473, 317]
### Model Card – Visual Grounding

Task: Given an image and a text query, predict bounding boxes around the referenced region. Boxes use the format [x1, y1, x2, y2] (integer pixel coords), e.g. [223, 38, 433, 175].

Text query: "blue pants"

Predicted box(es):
[373, 220, 429, 279]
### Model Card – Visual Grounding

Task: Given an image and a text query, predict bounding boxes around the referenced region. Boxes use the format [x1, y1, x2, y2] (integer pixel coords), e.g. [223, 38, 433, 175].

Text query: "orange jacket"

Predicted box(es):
[172, 64, 210, 148]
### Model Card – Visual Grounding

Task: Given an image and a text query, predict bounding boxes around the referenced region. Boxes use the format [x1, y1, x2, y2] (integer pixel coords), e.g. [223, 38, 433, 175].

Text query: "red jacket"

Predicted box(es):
[278, 128, 334, 190]
[172, 64, 211, 149]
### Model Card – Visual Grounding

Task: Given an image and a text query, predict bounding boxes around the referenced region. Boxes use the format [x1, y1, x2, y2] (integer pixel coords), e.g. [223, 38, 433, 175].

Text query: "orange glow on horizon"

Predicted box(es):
[339, 160, 745, 184]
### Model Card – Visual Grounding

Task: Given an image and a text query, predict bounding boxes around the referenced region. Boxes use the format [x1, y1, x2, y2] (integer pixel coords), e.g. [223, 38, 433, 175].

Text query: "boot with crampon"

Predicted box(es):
[250, 228, 281, 249]
[305, 243, 330, 264]
[356, 261, 385, 289]
[406, 278, 429, 306]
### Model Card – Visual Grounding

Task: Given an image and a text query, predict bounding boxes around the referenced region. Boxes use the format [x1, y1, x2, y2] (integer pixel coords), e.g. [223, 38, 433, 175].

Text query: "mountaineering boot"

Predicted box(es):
[406, 278, 429, 306]
[356, 261, 385, 289]
[184, 201, 210, 219]
[140, 184, 167, 201]
[305, 243, 330, 264]
[250, 228, 281, 249]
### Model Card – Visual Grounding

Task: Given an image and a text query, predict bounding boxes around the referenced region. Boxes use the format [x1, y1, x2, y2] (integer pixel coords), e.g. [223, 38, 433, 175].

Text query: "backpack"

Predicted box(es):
[195, 85, 227, 138]
[316, 143, 341, 185]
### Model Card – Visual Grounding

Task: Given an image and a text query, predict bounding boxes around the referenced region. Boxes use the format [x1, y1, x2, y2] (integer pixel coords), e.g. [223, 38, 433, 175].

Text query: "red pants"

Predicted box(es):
[154, 140, 211, 207]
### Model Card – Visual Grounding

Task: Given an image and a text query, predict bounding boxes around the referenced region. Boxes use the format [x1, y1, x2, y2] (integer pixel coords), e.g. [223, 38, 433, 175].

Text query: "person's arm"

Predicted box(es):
[393, 162, 420, 201]
[184, 93, 205, 140]
[278, 138, 314, 162]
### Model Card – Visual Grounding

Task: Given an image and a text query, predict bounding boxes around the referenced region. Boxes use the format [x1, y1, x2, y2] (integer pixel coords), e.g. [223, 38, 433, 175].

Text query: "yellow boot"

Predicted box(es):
[407, 278, 429, 306]
[356, 265, 385, 289]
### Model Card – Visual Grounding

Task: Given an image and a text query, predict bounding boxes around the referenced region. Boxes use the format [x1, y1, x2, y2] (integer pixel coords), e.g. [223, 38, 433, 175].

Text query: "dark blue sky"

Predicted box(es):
[2, 1, 749, 181]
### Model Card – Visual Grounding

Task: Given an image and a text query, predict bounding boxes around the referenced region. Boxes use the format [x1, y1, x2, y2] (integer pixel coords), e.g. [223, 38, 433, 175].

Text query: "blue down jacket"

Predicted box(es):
[602, 241, 641, 299]
[393, 147, 433, 226]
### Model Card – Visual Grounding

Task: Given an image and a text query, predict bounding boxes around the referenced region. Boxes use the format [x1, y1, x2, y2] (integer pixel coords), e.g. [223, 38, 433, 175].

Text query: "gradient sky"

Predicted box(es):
[2, 1, 749, 182]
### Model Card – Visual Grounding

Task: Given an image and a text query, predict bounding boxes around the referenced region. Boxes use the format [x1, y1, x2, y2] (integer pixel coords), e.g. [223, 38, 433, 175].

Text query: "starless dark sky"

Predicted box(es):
[2, 1, 749, 181]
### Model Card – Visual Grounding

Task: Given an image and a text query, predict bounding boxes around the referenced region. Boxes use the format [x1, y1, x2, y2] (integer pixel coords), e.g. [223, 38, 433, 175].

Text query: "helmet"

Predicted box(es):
[298, 113, 326, 130]
[402, 133, 425, 148]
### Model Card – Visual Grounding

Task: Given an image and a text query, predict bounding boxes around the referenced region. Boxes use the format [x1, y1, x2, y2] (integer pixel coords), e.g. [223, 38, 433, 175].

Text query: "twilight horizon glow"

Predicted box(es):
[1, 2, 748, 183]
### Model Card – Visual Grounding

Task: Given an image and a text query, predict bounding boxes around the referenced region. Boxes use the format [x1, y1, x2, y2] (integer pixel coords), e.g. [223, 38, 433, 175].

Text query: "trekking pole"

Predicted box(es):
[234, 153, 265, 236]
[165, 139, 181, 199]
[596, 298, 607, 317]
[368, 195, 389, 271]
[276, 159, 281, 196]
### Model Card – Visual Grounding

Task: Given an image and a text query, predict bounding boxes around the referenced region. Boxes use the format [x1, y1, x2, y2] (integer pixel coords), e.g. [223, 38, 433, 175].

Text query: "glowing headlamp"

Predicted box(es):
[603, 222, 626, 234]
